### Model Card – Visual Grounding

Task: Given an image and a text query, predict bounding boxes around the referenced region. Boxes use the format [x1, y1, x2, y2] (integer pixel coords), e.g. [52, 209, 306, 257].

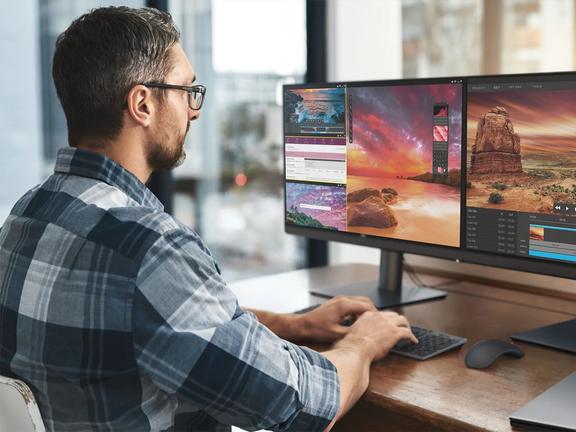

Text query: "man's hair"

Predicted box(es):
[52, 7, 180, 147]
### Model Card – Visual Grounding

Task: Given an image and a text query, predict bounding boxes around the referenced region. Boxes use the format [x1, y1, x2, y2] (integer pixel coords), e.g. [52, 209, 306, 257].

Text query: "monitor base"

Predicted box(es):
[310, 281, 446, 309]
[309, 249, 447, 309]
[511, 319, 576, 354]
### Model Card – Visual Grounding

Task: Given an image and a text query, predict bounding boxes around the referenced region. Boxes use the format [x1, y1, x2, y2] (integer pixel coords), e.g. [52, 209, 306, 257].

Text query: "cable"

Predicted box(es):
[404, 259, 431, 289]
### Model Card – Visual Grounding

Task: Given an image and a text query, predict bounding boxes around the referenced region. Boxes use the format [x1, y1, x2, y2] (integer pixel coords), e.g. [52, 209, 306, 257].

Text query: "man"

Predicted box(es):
[0, 7, 416, 431]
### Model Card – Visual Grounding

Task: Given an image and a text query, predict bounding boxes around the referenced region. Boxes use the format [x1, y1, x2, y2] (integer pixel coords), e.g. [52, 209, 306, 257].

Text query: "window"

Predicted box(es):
[402, 0, 575, 77]
[0, 0, 144, 226]
[170, 0, 307, 281]
[0, 1, 43, 225]
[40, 0, 144, 165]
[402, 0, 483, 78]
[499, 0, 574, 73]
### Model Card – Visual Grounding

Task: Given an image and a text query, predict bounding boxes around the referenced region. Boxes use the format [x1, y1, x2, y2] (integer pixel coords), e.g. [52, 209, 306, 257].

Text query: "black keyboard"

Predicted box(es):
[293, 306, 466, 360]
[391, 326, 467, 360]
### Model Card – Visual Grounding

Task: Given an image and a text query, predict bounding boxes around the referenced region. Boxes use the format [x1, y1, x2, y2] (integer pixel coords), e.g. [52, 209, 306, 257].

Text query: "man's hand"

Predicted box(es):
[245, 296, 377, 343]
[295, 296, 377, 343]
[333, 310, 418, 361]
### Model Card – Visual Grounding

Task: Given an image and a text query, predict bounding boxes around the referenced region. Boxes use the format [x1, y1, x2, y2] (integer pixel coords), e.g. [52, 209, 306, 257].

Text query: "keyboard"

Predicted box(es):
[391, 326, 467, 360]
[293, 306, 467, 360]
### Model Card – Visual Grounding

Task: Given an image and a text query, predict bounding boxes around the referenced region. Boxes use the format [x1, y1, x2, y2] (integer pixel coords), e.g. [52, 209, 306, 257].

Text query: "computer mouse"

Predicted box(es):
[465, 339, 524, 369]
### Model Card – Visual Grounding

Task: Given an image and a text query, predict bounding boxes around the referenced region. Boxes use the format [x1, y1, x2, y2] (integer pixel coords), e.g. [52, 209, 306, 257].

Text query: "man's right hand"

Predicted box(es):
[334, 311, 418, 362]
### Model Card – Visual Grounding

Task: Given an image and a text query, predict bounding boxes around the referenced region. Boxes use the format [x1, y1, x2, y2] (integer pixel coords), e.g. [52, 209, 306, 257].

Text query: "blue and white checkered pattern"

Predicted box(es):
[0, 147, 339, 431]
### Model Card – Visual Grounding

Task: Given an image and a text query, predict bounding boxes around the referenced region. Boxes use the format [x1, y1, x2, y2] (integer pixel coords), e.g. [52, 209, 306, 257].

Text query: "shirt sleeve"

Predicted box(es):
[132, 228, 339, 431]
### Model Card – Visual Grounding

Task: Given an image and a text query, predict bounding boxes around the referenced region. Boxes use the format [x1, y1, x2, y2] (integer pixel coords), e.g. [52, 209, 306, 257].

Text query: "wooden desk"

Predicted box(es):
[229, 263, 576, 432]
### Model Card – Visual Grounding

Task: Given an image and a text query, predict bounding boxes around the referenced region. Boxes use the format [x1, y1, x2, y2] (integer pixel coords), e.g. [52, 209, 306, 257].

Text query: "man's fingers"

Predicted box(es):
[399, 326, 418, 344]
[351, 296, 378, 311]
[392, 314, 411, 329]
[338, 298, 377, 317]
[332, 296, 377, 311]
[380, 311, 400, 318]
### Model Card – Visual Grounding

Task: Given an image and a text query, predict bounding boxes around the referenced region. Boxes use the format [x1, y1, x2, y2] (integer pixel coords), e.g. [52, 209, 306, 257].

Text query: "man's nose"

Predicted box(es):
[189, 108, 200, 121]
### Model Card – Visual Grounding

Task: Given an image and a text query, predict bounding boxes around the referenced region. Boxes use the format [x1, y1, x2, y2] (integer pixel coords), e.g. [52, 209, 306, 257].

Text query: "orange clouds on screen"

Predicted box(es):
[349, 110, 432, 177]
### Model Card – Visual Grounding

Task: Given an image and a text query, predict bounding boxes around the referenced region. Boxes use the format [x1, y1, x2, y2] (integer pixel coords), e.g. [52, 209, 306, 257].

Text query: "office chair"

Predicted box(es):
[0, 375, 45, 432]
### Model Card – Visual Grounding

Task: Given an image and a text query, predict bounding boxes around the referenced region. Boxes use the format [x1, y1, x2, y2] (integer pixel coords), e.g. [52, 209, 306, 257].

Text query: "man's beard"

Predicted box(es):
[146, 122, 189, 171]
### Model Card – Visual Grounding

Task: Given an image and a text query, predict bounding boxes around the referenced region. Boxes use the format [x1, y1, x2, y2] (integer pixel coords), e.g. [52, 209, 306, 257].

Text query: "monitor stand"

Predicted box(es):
[511, 319, 576, 354]
[309, 249, 447, 309]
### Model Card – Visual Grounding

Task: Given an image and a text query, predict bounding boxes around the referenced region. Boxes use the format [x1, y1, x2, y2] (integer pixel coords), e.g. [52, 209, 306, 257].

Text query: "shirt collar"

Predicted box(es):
[54, 147, 164, 211]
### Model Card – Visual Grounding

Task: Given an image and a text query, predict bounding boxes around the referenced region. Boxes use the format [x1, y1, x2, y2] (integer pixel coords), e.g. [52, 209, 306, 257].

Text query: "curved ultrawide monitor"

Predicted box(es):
[283, 73, 576, 280]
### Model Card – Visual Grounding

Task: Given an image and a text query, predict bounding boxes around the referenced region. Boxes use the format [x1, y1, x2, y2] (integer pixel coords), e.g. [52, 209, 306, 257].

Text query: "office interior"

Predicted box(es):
[1, 0, 576, 431]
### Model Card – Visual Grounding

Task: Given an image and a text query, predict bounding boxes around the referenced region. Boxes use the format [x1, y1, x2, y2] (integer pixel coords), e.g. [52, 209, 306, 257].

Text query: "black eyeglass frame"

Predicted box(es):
[143, 82, 206, 110]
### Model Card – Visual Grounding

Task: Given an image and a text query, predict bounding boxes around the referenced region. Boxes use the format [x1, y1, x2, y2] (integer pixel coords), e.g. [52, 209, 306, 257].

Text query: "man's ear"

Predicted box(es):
[126, 85, 155, 127]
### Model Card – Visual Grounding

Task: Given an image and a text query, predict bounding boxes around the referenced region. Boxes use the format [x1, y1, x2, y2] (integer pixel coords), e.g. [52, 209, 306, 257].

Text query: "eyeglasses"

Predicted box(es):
[143, 82, 206, 110]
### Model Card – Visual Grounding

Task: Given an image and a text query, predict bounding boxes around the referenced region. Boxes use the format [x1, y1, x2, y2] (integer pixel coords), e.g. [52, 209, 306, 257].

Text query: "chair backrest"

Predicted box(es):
[0, 375, 45, 432]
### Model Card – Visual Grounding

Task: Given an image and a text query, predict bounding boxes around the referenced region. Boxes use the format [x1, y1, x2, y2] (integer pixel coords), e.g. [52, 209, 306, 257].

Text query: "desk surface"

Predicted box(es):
[229, 263, 576, 432]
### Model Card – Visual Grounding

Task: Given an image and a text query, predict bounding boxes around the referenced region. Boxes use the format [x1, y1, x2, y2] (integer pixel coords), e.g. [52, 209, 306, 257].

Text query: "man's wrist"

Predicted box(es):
[333, 335, 375, 363]
[246, 308, 308, 342]
[281, 313, 308, 341]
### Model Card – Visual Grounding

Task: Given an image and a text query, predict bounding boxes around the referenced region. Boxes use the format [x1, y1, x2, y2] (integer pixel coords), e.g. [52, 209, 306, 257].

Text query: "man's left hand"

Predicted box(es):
[294, 296, 377, 343]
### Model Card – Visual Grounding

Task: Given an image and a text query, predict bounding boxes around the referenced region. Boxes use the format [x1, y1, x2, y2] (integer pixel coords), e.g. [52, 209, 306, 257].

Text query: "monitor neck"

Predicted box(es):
[377, 250, 404, 293]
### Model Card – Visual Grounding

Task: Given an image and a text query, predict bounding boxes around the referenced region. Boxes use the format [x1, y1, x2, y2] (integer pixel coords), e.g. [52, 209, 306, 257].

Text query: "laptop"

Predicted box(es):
[510, 372, 576, 431]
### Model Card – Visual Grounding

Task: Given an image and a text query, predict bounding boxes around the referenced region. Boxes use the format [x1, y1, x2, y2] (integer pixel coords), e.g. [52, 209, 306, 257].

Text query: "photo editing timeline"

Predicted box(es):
[465, 77, 576, 264]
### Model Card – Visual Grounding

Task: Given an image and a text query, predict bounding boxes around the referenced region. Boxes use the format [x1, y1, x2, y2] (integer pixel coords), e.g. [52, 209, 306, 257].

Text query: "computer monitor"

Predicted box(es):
[283, 77, 464, 307]
[466, 73, 576, 353]
[283, 72, 576, 353]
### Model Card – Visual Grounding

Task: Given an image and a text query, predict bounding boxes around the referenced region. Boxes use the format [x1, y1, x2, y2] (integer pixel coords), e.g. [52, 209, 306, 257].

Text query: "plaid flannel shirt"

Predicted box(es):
[0, 147, 339, 431]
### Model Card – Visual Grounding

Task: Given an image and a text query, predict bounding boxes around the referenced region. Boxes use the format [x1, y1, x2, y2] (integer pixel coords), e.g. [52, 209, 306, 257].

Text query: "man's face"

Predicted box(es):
[146, 43, 199, 171]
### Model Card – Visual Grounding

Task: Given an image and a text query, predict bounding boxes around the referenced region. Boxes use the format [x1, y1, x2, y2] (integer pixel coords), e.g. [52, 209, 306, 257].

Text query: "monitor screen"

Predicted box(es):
[466, 74, 576, 265]
[284, 79, 464, 248]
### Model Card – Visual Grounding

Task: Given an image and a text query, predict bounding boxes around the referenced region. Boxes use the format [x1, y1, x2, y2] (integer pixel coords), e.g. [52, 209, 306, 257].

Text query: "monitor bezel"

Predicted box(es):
[283, 71, 576, 281]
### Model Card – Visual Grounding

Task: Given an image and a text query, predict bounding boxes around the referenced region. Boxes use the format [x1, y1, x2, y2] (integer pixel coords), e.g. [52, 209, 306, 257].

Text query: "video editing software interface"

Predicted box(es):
[284, 80, 463, 248]
[466, 75, 576, 264]
[284, 74, 576, 266]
